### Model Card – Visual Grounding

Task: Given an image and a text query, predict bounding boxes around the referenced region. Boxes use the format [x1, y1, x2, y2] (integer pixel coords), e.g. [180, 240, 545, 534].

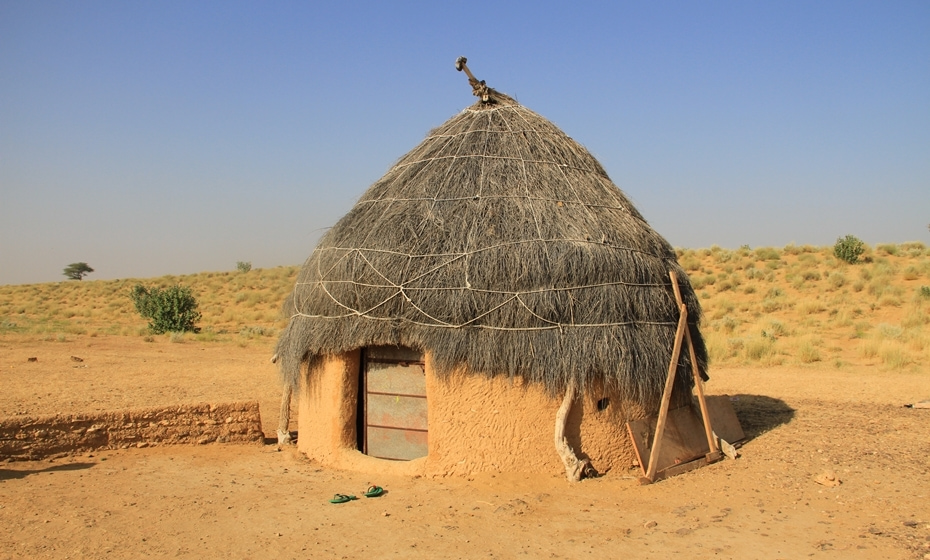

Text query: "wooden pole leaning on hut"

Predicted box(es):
[641, 285, 689, 483]
[271, 353, 293, 445]
[640, 271, 721, 484]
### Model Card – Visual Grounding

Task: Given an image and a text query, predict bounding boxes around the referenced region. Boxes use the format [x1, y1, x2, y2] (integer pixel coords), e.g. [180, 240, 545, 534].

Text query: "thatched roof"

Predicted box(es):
[276, 87, 707, 409]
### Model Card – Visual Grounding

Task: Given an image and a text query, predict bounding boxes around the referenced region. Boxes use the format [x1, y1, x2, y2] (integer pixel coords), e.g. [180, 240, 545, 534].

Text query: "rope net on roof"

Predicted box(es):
[276, 94, 706, 410]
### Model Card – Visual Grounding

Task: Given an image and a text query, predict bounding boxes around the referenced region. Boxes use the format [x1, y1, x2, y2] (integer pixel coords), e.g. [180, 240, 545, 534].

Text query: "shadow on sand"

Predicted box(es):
[0, 461, 97, 482]
[727, 394, 796, 441]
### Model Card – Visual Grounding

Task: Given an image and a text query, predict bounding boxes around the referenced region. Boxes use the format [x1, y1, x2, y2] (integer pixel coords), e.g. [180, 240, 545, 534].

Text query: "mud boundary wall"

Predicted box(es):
[0, 401, 264, 461]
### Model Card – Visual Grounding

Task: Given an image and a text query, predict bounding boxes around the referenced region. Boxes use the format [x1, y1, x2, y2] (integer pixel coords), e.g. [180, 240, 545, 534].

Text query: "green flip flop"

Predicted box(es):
[364, 486, 384, 498]
[329, 494, 357, 504]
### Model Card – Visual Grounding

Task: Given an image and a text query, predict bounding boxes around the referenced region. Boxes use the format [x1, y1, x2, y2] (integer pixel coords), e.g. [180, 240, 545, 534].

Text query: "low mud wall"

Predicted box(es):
[0, 401, 264, 461]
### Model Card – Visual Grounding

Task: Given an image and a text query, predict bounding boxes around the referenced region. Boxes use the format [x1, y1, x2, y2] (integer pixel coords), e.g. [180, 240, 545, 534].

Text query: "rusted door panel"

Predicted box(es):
[363, 346, 427, 461]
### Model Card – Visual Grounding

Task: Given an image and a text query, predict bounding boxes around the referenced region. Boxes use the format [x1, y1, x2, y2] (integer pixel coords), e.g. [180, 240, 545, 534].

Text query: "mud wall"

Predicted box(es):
[424, 370, 645, 477]
[297, 351, 660, 478]
[0, 401, 264, 461]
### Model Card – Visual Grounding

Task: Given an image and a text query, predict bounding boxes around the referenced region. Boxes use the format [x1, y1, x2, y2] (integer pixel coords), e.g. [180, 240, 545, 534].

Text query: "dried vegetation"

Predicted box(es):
[1, 242, 928, 374]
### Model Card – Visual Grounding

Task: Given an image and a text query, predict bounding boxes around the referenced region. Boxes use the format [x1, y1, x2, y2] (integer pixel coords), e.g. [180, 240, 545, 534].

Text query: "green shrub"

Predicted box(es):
[236, 261, 252, 273]
[834, 235, 865, 264]
[130, 284, 201, 334]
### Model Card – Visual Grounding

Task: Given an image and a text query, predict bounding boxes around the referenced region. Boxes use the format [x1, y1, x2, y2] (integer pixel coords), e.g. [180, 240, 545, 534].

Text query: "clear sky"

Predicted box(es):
[1, 1, 928, 285]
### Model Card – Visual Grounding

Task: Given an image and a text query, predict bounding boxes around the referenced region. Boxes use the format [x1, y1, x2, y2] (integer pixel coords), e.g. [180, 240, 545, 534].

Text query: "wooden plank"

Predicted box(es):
[366, 346, 424, 362]
[628, 397, 745, 476]
[651, 456, 711, 482]
[705, 395, 745, 443]
[629, 404, 710, 476]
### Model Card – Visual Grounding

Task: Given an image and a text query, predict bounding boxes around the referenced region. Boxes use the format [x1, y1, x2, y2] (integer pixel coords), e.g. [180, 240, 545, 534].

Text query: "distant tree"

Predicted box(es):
[236, 261, 252, 273]
[63, 262, 94, 281]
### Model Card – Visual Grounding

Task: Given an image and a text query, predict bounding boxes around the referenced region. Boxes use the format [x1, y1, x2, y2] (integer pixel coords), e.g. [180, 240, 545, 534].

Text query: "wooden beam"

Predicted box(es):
[643, 298, 688, 481]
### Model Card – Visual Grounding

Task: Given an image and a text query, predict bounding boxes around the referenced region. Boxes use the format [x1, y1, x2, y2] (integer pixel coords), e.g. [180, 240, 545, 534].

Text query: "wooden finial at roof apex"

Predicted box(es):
[455, 56, 491, 102]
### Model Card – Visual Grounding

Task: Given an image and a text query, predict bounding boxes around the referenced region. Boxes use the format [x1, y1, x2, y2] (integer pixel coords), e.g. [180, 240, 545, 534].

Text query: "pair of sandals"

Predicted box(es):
[329, 486, 384, 503]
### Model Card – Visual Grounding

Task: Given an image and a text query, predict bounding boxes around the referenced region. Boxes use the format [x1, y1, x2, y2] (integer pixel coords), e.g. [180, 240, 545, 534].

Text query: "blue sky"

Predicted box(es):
[1, 1, 928, 285]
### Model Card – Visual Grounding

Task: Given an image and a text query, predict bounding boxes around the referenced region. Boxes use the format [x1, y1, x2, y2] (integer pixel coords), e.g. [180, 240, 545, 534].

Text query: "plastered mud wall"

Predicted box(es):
[0, 401, 264, 461]
[425, 370, 645, 477]
[297, 351, 668, 477]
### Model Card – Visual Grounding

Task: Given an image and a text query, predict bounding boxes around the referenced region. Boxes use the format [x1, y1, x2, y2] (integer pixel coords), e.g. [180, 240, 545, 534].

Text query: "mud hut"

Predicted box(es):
[274, 60, 707, 480]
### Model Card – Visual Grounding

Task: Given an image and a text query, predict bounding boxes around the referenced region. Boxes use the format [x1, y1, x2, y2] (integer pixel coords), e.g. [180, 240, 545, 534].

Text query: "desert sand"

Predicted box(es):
[1, 334, 929, 559]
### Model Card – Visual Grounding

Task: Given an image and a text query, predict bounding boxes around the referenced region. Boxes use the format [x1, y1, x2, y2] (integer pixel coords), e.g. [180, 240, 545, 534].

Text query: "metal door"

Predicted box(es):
[360, 346, 427, 460]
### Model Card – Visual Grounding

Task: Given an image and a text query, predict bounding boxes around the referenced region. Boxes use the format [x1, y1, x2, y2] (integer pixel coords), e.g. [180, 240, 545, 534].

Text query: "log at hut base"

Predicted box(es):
[275, 348, 293, 445]
[277, 384, 293, 445]
[554, 380, 589, 482]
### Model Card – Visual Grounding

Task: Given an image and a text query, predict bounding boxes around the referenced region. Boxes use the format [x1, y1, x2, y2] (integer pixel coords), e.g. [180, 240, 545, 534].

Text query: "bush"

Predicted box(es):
[876, 243, 898, 256]
[129, 284, 201, 334]
[236, 261, 252, 273]
[827, 272, 846, 290]
[834, 235, 865, 264]
[754, 247, 781, 261]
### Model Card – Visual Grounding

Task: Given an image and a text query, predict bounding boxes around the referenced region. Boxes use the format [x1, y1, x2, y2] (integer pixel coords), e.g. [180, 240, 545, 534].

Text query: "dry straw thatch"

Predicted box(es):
[276, 86, 706, 410]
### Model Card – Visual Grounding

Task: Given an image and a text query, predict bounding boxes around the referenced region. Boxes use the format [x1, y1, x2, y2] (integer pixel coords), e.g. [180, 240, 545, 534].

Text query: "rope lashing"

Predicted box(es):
[455, 56, 491, 102]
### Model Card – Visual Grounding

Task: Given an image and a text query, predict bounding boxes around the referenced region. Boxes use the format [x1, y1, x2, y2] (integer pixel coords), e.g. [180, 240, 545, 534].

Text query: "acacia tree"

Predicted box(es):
[63, 262, 94, 281]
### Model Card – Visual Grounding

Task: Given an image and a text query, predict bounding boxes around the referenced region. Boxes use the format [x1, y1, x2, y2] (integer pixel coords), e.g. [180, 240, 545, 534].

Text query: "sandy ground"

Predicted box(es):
[1, 334, 929, 559]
